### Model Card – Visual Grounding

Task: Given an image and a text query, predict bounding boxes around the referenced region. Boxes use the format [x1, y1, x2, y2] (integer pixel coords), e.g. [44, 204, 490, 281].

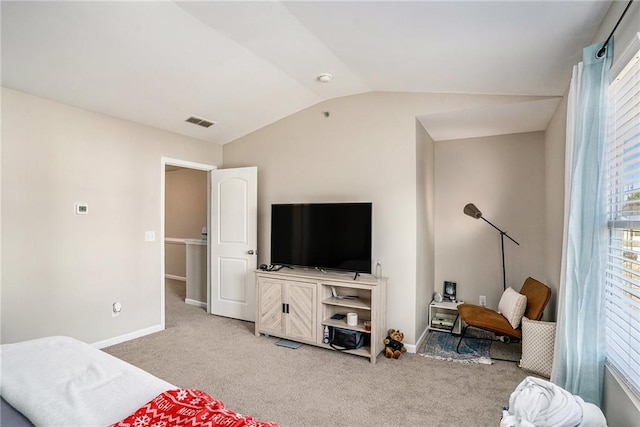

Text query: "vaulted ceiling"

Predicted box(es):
[1, 1, 612, 144]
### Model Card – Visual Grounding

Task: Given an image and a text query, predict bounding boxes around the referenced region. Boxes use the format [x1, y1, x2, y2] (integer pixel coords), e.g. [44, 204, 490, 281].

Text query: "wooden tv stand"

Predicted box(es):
[255, 268, 387, 364]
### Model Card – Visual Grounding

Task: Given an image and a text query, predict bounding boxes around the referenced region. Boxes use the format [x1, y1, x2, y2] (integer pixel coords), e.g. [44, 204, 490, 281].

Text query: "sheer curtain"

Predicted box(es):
[551, 40, 613, 405]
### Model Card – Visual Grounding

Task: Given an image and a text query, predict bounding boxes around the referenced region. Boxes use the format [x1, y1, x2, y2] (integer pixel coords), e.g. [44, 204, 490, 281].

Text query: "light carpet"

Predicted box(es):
[103, 279, 529, 427]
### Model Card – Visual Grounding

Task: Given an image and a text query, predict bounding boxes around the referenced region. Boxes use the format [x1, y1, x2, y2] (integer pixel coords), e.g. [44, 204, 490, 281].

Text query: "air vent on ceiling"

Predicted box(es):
[185, 116, 216, 128]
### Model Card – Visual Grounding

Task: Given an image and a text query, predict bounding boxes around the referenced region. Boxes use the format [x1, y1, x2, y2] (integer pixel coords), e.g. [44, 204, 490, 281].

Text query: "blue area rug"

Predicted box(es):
[419, 330, 493, 364]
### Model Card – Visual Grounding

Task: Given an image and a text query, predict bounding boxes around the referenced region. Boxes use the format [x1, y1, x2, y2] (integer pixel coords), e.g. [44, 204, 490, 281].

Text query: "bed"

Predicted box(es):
[0, 336, 276, 426]
[1, 396, 33, 427]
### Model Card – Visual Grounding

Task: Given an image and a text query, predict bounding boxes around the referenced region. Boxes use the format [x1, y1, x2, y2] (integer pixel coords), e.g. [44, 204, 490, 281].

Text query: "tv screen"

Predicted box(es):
[270, 203, 372, 274]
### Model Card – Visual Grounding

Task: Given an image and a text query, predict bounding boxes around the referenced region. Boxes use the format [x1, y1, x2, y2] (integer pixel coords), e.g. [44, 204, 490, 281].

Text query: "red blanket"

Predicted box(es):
[111, 389, 278, 427]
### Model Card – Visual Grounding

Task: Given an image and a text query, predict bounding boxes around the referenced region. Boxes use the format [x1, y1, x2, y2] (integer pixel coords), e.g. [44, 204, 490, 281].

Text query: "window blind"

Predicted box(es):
[605, 40, 640, 396]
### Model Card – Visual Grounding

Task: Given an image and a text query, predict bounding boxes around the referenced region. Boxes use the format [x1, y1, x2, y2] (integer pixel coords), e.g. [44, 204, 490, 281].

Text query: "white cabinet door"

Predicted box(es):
[209, 167, 257, 321]
[256, 277, 284, 336]
[285, 280, 316, 342]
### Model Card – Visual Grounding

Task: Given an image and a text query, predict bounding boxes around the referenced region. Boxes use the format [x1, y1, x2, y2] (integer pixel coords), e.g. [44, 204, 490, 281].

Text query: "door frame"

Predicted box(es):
[160, 157, 217, 330]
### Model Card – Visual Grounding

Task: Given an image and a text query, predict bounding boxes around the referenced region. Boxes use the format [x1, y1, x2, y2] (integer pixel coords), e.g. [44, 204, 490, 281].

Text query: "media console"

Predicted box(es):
[255, 268, 387, 364]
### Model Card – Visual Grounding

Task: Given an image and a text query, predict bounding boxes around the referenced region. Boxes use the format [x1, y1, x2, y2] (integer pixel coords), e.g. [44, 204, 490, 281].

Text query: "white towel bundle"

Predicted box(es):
[500, 376, 607, 427]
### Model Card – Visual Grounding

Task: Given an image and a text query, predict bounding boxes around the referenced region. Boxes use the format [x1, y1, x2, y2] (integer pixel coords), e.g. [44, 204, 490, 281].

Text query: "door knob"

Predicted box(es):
[248, 250, 255, 255]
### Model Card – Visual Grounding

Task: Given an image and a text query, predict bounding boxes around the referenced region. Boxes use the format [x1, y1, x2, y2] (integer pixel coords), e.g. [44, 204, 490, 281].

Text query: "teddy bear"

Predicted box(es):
[384, 328, 407, 359]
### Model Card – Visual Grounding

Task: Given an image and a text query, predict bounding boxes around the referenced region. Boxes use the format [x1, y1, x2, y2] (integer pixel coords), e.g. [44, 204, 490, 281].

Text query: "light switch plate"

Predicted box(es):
[145, 231, 155, 242]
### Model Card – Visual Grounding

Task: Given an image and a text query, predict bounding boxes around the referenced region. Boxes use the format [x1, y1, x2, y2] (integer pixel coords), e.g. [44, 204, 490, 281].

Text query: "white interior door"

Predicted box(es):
[209, 167, 257, 321]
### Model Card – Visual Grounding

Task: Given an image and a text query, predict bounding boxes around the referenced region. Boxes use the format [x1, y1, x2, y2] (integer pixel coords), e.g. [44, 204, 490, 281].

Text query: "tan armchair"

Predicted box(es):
[456, 277, 551, 353]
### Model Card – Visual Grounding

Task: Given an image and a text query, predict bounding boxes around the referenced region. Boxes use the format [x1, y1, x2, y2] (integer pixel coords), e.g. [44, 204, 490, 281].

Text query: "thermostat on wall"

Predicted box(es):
[75, 203, 88, 215]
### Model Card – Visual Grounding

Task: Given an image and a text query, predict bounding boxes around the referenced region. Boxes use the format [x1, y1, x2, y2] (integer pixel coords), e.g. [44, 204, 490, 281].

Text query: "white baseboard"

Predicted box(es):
[404, 343, 417, 354]
[91, 324, 164, 349]
[408, 326, 430, 354]
[403, 326, 429, 354]
[165, 274, 186, 282]
[185, 298, 206, 308]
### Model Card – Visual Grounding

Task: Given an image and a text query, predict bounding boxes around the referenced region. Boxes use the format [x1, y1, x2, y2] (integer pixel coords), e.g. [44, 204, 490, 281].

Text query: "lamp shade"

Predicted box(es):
[464, 203, 482, 219]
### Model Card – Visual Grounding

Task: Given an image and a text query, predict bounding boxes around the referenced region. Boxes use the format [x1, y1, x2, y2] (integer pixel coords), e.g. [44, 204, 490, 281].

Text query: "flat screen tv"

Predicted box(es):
[270, 202, 372, 274]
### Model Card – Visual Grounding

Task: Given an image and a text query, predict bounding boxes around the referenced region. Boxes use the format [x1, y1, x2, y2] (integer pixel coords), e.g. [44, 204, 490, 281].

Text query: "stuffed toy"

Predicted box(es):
[384, 329, 407, 359]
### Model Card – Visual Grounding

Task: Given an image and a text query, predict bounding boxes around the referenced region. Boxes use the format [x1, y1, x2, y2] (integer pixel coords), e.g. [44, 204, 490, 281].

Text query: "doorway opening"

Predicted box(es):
[160, 158, 216, 330]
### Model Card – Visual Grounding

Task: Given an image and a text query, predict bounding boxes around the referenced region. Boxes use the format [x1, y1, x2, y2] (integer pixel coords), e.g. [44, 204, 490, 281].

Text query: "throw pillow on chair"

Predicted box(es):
[498, 287, 528, 329]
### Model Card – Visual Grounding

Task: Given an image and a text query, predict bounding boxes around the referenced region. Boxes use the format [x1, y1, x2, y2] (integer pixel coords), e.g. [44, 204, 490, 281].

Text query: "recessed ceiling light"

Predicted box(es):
[317, 73, 332, 83]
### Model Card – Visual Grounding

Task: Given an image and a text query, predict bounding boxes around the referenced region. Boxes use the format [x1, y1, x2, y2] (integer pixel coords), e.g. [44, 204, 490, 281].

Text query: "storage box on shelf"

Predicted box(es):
[255, 268, 387, 364]
[428, 301, 463, 335]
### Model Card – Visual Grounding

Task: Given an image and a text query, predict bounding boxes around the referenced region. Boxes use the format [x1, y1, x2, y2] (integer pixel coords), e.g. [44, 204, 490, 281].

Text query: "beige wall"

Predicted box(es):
[164, 167, 208, 278]
[596, 1, 640, 67]
[1, 88, 222, 344]
[165, 168, 207, 238]
[603, 365, 640, 426]
[415, 122, 435, 340]
[223, 91, 547, 344]
[543, 94, 567, 318]
[165, 243, 187, 279]
[435, 132, 547, 311]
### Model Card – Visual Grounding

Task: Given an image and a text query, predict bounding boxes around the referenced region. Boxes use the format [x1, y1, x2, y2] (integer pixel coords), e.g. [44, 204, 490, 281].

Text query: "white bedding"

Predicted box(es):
[0, 336, 173, 427]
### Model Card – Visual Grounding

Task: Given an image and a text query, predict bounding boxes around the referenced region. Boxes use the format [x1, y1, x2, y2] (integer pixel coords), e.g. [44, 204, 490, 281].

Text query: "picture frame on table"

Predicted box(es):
[443, 281, 457, 302]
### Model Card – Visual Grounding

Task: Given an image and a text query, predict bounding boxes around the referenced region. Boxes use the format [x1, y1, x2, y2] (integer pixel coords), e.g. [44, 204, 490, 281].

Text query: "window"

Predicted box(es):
[605, 35, 640, 396]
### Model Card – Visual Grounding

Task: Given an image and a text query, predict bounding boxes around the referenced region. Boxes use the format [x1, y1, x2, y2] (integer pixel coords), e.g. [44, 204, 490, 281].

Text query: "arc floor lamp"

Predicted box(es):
[464, 203, 520, 291]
